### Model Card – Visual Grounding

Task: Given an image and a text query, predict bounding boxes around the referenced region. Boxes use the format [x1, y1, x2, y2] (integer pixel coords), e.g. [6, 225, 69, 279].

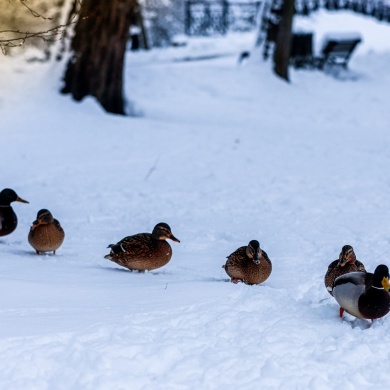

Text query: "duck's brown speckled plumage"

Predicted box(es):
[0, 188, 29, 237]
[324, 245, 366, 296]
[223, 240, 272, 285]
[333, 265, 390, 320]
[28, 209, 65, 254]
[104, 222, 180, 272]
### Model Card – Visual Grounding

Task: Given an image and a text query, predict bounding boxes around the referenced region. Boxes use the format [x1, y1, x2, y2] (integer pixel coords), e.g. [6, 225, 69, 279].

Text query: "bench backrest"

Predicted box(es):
[320, 37, 362, 67]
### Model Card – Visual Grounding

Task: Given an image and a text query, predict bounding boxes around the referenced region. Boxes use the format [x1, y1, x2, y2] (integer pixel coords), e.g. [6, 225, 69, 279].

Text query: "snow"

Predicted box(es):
[321, 31, 362, 42]
[1, 10, 390, 389]
[294, 9, 390, 54]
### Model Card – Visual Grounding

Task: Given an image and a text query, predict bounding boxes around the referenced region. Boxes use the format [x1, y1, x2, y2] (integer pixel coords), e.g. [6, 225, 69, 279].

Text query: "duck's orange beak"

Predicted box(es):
[169, 234, 180, 243]
[338, 258, 348, 267]
[32, 220, 42, 228]
[381, 277, 390, 292]
[16, 196, 29, 204]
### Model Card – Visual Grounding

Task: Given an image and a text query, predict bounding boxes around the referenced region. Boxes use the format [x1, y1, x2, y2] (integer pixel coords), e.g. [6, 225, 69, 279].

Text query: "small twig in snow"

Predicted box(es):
[144, 156, 160, 181]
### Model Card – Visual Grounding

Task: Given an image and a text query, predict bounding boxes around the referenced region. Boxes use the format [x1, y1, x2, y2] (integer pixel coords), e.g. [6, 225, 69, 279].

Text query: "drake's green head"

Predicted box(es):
[0, 188, 29, 206]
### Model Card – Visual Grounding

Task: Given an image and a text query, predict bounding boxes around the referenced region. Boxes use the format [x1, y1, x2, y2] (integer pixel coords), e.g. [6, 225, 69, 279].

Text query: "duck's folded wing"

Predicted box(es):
[53, 219, 65, 234]
[333, 271, 370, 318]
[334, 271, 368, 287]
[118, 233, 154, 256]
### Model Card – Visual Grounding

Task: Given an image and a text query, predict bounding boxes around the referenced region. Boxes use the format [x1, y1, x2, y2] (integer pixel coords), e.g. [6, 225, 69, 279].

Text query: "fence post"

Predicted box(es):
[185, 1, 191, 35]
[222, 0, 229, 34]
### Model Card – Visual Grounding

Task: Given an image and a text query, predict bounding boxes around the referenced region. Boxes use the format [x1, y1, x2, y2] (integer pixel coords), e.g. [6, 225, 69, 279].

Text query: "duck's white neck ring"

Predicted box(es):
[371, 285, 385, 290]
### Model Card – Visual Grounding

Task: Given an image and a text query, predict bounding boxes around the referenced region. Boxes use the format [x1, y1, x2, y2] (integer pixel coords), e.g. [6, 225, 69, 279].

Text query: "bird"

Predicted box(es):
[223, 240, 272, 285]
[237, 51, 250, 65]
[324, 245, 366, 296]
[0, 188, 29, 237]
[28, 209, 65, 254]
[104, 222, 180, 272]
[333, 264, 390, 320]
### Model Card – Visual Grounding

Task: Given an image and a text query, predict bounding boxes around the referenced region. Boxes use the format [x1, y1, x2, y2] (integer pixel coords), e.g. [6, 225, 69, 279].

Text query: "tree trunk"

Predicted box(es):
[273, 0, 294, 82]
[61, 0, 135, 115]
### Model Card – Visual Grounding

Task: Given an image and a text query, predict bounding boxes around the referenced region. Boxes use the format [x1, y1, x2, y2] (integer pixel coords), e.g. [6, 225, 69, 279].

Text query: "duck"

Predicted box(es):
[333, 264, 390, 320]
[223, 240, 272, 285]
[0, 188, 29, 237]
[104, 222, 180, 272]
[28, 209, 65, 254]
[324, 245, 366, 296]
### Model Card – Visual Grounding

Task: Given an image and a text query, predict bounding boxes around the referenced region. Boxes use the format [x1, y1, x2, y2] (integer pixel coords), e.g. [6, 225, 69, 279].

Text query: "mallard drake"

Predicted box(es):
[0, 188, 29, 237]
[28, 209, 65, 254]
[104, 222, 180, 272]
[223, 240, 272, 285]
[333, 264, 390, 320]
[324, 245, 366, 296]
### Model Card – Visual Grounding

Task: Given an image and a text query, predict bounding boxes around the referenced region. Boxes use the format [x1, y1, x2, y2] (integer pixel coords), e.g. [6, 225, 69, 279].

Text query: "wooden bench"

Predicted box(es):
[316, 33, 362, 69]
[290, 32, 314, 69]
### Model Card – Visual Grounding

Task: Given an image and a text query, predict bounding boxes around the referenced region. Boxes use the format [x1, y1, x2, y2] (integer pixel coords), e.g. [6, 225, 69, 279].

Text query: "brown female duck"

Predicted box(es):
[0, 188, 29, 237]
[333, 264, 390, 320]
[28, 209, 65, 254]
[104, 222, 180, 271]
[223, 240, 272, 285]
[324, 245, 366, 296]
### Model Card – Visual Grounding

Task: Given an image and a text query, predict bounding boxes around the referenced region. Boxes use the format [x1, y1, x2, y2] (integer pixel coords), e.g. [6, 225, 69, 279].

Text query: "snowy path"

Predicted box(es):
[1, 19, 390, 389]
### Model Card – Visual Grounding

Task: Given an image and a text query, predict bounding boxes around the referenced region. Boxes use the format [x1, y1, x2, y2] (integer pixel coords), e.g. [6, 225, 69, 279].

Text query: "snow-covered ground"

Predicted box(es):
[1, 11, 390, 389]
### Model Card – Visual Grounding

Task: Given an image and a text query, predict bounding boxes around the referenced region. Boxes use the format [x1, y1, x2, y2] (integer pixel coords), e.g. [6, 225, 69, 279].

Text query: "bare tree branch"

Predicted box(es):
[19, 0, 54, 20]
[0, 0, 82, 54]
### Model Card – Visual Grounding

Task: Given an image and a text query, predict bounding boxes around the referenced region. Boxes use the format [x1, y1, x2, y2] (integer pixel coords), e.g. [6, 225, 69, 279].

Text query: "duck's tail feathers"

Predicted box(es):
[106, 243, 125, 254]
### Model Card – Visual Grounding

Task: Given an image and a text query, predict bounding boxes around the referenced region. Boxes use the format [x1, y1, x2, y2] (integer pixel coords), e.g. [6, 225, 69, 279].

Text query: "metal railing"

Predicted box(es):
[185, 1, 261, 36]
[294, 0, 390, 20]
[184, 0, 390, 38]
